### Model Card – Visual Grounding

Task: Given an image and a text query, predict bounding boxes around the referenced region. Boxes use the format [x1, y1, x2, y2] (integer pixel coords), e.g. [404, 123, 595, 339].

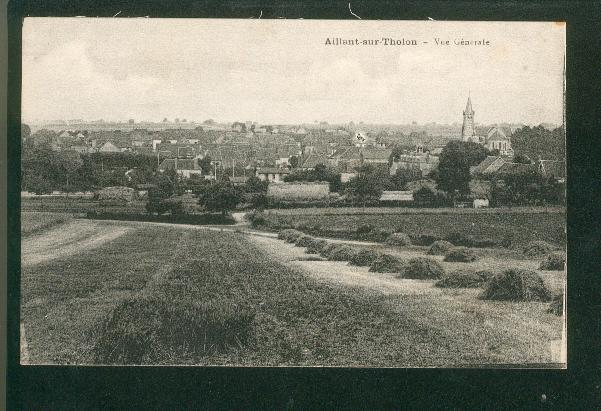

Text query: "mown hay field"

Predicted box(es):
[21, 222, 563, 366]
[262, 208, 566, 247]
[21, 212, 74, 236]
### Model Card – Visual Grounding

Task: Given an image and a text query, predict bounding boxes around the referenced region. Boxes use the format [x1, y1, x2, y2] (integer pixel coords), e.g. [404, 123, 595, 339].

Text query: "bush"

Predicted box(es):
[246, 210, 266, 227]
[327, 245, 356, 261]
[523, 241, 556, 257]
[547, 292, 564, 315]
[435, 269, 493, 288]
[87, 212, 235, 225]
[443, 247, 478, 263]
[410, 233, 443, 246]
[305, 238, 328, 254]
[319, 242, 339, 258]
[278, 229, 303, 242]
[539, 253, 566, 271]
[348, 248, 381, 267]
[295, 235, 315, 247]
[369, 254, 406, 273]
[404, 257, 445, 280]
[480, 268, 552, 302]
[385, 232, 412, 246]
[427, 240, 454, 255]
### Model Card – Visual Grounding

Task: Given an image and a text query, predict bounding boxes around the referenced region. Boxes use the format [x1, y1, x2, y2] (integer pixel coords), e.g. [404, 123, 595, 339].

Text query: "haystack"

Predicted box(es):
[480, 268, 552, 301]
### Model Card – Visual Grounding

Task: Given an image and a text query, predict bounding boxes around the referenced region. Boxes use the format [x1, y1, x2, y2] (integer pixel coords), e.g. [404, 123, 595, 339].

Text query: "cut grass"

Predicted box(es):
[263, 208, 566, 247]
[385, 232, 412, 246]
[523, 241, 557, 257]
[435, 269, 494, 288]
[427, 240, 454, 255]
[539, 253, 566, 271]
[21, 212, 73, 236]
[369, 254, 406, 273]
[481, 269, 552, 302]
[443, 247, 478, 263]
[22, 220, 565, 366]
[404, 257, 445, 280]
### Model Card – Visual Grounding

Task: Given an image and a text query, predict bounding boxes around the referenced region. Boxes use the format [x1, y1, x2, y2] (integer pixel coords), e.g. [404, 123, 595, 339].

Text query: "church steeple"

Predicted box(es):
[461, 95, 476, 142]
[465, 96, 473, 114]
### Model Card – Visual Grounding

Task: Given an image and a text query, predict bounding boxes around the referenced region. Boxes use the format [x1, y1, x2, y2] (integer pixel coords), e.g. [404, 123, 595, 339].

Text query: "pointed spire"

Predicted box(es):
[465, 95, 473, 114]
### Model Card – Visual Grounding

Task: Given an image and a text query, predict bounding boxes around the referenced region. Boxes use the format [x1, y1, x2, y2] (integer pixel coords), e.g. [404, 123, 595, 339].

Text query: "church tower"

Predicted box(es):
[461, 96, 476, 142]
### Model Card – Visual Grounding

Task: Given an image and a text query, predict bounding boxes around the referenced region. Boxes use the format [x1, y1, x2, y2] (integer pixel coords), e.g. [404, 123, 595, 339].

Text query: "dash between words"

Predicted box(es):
[324, 37, 491, 46]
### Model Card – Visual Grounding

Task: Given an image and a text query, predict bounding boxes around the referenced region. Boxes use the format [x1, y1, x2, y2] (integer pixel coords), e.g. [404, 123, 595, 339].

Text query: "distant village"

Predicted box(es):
[21, 97, 565, 208]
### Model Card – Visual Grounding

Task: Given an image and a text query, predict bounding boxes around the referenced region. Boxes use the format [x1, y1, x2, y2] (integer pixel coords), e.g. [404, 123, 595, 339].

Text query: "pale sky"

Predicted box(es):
[22, 18, 565, 125]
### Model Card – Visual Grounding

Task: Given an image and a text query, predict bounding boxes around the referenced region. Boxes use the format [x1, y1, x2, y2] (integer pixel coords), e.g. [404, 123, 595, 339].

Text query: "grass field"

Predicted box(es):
[21, 212, 74, 236]
[21, 220, 564, 366]
[21, 196, 146, 214]
[262, 207, 566, 247]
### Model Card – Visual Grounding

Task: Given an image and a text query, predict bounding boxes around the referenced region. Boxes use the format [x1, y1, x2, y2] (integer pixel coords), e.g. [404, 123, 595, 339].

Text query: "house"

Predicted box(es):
[135, 183, 156, 198]
[470, 156, 507, 175]
[159, 158, 203, 178]
[155, 143, 196, 158]
[332, 146, 362, 172]
[485, 127, 513, 156]
[67, 145, 91, 154]
[495, 162, 537, 175]
[229, 176, 249, 186]
[390, 152, 439, 177]
[98, 141, 122, 153]
[361, 148, 392, 165]
[299, 153, 329, 171]
[473, 198, 490, 208]
[352, 130, 371, 147]
[256, 167, 291, 183]
[275, 157, 291, 167]
[340, 172, 357, 183]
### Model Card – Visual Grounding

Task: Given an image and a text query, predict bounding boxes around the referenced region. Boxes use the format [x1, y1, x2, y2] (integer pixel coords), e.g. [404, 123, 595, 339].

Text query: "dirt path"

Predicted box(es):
[21, 220, 132, 267]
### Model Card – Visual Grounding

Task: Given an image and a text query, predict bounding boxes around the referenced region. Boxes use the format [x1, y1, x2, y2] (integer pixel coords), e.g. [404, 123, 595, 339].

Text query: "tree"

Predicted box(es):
[511, 125, 565, 161]
[413, 186, 437, 207]
[513, 153, 532, 164]
[436, 141, 490, 202]
[21, 124, 31, 139]
[389, 167, 421, 191]
[58, 151, 84, 193]
[388, 144, 415, 166]
[344, 164, 384, 208]
[284, 163, 342, 192]
[244, 176, 268, 194]
[198, 156, 213, 175]
[289, 155, 299, 168]
[197, 182, 241, 215]
[146, 175, 174, 215]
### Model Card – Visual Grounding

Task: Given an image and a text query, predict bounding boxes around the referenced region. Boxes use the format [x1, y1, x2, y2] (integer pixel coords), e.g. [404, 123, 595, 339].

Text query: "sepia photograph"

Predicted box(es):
[19, 18, 566, 367]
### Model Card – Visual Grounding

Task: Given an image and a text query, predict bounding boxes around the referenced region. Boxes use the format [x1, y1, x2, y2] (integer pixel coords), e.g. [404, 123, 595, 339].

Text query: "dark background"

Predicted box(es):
[6, 1, 601, 408]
